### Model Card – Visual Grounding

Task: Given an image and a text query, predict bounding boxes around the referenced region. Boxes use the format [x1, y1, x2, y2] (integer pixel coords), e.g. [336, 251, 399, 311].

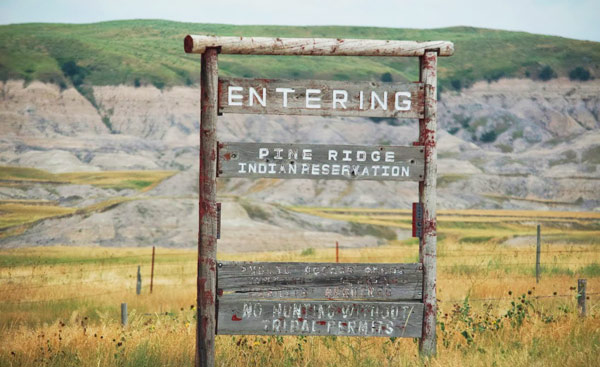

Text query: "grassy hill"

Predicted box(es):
[1, 19, 599, 91]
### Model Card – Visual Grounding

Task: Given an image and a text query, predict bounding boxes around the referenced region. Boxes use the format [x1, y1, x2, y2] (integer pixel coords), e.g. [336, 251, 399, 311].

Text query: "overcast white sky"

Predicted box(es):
[1, 0, 599, 42]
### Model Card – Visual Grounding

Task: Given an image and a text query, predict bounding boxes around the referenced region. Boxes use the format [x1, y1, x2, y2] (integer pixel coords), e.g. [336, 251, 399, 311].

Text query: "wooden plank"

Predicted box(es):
[184, 35, 454, 57]
[218, 262, 423, 301]
[217, 142, 425, 181]
[217, 300, 423, 337]
[418, 50, 438, 356]
[218, 78, 424, 118]
[197, 47, 218, 367]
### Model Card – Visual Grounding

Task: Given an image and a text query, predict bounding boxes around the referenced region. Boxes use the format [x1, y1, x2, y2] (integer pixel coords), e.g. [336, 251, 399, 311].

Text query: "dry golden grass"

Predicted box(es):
[0, 166, 175, 191]
[0, 203, 76, 231]
[1, 209, 599, 366]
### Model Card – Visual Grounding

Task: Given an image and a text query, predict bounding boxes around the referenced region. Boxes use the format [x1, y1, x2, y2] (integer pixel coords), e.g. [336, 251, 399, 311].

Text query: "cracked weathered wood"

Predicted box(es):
[218, 77, 424, 118]
[217, 299, 423, 337]
[418, 51, 438, 357]
[217, 142, 425, 181]
[197, 47, 218, 367]
[217, 261, 423, 301]
[184, 35, 454, 57]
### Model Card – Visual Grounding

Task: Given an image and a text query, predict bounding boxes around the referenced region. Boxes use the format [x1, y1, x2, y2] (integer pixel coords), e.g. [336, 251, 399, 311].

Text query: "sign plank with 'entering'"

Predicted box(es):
[218, 262, 423, 301]
[218, 78, 424, 118]
[217, 142, 425, 181]
[217, 300, 423, 337]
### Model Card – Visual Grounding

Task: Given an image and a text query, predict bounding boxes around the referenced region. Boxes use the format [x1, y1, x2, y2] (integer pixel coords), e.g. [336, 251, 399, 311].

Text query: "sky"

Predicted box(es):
[1, 0, 599, 42]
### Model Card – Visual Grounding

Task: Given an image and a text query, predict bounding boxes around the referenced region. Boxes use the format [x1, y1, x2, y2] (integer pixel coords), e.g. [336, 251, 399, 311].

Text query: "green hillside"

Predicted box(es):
[1, 19, 598, 91]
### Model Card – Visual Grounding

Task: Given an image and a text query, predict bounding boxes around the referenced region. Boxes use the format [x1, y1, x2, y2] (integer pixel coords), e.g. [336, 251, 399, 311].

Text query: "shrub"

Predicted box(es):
[538, 66, 556, 81]
[60, 60, 88, 86]
[380, 72, 393, 82]
[450, 79, 462, 91]
[479, 130, 497, 143]
[569, 67, 591, 81]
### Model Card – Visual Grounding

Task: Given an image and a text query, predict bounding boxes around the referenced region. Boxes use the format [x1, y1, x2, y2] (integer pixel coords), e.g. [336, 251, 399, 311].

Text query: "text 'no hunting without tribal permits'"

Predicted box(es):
[218, 143, 425, 181]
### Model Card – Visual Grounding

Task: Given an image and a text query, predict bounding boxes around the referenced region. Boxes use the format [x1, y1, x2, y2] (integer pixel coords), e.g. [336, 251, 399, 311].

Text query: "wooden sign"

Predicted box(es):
[217, 299, 423, 337]
[218, 142, 425, 181]
[218, 77, 424, 118]
[218, 262, 423, 301]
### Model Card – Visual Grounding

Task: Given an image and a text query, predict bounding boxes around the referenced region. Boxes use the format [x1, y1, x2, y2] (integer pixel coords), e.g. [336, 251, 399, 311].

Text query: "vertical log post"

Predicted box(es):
[150, 246, 155, 293]
[336, 241, 339, 263]
[578, 279, 587, 317]
[418, 50, 438, 357]
[121, 303, 127, 326]
[536, 225, 541, 283]
[136, 265, 142, 295]
[196, 47, 219, 367]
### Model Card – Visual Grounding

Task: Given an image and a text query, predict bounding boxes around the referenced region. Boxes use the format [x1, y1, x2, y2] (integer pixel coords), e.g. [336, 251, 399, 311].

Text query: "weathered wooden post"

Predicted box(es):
[136, 265, 142, 295]
[121, 303, 127, 326]
[197, 46, 219, 367]
[418, 50, 438, 357]
[536, 225, 541, 283]
[336, 241, 339, 263]
[150, 246, 155, 293]
[578, 279, 587, 317]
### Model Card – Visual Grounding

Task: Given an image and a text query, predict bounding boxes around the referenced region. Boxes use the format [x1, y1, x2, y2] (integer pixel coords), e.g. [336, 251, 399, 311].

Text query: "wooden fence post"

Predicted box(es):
[418, 50, 438, 357]
[536, 225, 541, 283]
[136, 265, 142, 295]
[578, 279, 587, 317]
[336, 241, 339, 263]
[150, 246, 155, 293]
[121, 303, 127, 326]
[196, 47, 219, 367]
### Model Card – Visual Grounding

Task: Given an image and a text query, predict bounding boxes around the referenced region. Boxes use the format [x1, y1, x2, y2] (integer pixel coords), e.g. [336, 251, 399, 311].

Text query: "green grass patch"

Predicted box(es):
[459, 236, 495, 244]
[1, 20, 599, 88]
[579, 263, 600, 277]
[300, 248, 315, 256]
[348, 222, 397, 241]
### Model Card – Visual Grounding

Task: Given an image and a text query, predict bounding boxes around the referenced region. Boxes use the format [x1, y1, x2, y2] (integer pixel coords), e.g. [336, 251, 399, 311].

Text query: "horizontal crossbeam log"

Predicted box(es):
[184, 35, 454, 57]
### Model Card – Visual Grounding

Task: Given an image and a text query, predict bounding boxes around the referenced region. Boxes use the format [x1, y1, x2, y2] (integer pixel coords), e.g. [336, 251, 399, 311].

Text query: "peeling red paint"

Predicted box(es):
[232, 314, 242, 321]
[423, 218, 437, 236]
[298, 318, 304, 322]
[223, 152, 231, 161]
[316, 321, 326, 326]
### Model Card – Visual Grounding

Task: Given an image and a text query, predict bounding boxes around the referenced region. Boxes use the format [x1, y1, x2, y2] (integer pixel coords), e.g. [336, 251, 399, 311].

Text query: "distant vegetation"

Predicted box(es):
[1, 20, 599, 91]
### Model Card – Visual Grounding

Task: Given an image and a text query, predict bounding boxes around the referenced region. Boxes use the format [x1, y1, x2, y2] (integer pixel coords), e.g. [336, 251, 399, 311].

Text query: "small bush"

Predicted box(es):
[538, 66, 556, 81]
[569, 67, 591, 81]
[479, 130, 497, 143]
[450, 79, 462, 91]
[60, 60, 88, 86]
[380, 72, 393, 82]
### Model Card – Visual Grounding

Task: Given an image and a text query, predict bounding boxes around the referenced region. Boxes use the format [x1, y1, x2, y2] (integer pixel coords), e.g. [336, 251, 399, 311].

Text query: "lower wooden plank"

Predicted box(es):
[217, 300, 423, 337]
[218, 261, 423, 301]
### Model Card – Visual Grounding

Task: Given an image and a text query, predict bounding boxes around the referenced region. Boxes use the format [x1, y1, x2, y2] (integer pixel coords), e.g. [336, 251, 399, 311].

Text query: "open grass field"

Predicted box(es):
[0, 208, 599, 366]
[1, 20, 598, 90]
